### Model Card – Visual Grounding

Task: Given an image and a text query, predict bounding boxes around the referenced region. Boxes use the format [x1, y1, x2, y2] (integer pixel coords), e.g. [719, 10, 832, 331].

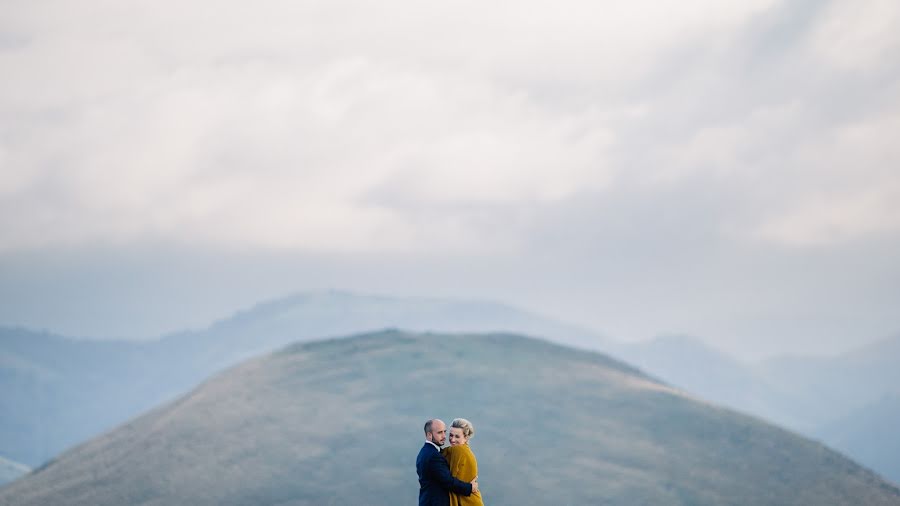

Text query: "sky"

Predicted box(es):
[1, 0, 899, 360]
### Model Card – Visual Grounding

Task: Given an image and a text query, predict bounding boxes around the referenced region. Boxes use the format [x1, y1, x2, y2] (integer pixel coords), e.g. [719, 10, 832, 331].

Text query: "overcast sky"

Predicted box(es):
[2, 0, 899, 360]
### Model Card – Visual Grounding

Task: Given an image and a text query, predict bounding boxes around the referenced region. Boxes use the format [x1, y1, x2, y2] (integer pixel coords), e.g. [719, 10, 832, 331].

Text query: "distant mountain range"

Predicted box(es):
[0, 292, 606, 468]
[3, 331, 898, 506]
[1, 291, 898, 489]
[817, 393, 900, 484]
[609, 335, 804, 427]
[611, 332, 900, 483]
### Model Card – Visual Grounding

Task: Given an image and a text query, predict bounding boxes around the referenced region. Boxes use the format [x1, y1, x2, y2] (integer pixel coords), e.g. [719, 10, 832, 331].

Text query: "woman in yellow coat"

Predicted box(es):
[441, 418, 485, 506]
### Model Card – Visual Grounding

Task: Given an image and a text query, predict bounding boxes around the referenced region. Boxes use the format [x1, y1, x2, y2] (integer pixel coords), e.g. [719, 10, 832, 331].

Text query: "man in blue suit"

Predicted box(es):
[416, 418, 478, 506]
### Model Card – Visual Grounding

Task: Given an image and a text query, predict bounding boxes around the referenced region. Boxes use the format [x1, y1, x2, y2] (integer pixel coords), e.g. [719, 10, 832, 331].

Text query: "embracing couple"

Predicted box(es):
[416, 418, 485, 506]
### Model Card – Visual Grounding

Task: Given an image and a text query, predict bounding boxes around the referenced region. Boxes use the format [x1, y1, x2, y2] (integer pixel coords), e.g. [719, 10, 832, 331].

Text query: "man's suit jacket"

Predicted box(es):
[416, 442, 473, 506]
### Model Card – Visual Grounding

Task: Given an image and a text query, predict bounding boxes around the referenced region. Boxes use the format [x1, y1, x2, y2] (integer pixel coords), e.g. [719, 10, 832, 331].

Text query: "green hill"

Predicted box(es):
[612, 333, 900, 484]
[1, 330, 897, 506]
[0, 292, 606, 467]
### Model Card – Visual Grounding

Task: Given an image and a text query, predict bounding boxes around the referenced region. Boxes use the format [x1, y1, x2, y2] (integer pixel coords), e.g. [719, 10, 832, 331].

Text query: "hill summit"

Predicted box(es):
[2, 330, 898, 505]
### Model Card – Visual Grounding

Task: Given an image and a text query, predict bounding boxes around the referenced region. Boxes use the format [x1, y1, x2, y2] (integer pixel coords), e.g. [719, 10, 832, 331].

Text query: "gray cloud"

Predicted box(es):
[1, 0, 899, 358]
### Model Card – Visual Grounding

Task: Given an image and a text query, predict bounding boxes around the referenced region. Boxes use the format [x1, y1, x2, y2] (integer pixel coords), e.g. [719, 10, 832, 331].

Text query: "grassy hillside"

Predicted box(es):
[0, 327, 170, 468]
[610, 335, 805, 428]
[0, 292, 606, 467]
[613, 333, 900, 485]
[817, 393, 900, 486]
[755, 333, 900, 484]
[2, 331, 897, 506]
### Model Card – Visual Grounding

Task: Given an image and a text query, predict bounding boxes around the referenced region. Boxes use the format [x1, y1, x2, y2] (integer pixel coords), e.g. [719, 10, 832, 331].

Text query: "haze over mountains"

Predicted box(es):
[0, 457, 28, 488]
[0, 292, 606, 468]
[613, 333, 900, 484]
[1, 291, 898, 489]
[818, 393, 900, 485]
[3, 330, 899, 506]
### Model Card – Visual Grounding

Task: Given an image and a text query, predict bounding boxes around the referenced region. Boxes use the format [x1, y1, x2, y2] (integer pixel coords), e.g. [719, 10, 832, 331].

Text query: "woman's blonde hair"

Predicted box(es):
[450, 418, 475, 439]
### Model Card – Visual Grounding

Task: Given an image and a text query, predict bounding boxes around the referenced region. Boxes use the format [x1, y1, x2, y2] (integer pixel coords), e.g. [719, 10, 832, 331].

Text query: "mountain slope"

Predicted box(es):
[611, 333, 900, 485]
[816, 393, 900, 486]
[178, 290, 607, 356]
[2, 331, 898, 506]
[756, 333, 900, 424]
[610, 335, 806, 428]
[0, 456, 29, 488]
[0, 327, 165, 468]
[0, 292, 607, 466]
[754, 333, 900, 483]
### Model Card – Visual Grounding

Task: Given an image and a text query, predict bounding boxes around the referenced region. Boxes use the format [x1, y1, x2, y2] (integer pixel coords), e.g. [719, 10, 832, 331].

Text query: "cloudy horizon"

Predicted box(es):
[2, 0, 899, 360]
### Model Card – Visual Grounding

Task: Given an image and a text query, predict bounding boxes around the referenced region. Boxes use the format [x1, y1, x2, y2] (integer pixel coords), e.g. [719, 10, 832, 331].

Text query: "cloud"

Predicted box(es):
[808, 0, 900, 71]
[2, 0, 900, 358]
[1, 0, 899, 258]
[750, 111, 900, 246]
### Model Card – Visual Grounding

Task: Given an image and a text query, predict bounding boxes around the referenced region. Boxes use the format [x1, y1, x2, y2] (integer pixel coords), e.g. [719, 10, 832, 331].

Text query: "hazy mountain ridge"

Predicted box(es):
[610, 335, 801, 426]
[3, 330, 898, 506]
[0, 292, 608, 467]
[193, 291, 608, 350]
[816, 393, 900, 485]
[0, 456, 29, 488]
[3, 292, 898, 488]
[614, 333, 900, 484]
[0, 326, 164, 470]
[753, 333, 900, 458]
[755, 334, 900, 421]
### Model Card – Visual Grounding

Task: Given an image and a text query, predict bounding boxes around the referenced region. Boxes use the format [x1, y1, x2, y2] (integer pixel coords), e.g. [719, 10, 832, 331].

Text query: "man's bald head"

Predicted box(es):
[424, 418, 447, 446]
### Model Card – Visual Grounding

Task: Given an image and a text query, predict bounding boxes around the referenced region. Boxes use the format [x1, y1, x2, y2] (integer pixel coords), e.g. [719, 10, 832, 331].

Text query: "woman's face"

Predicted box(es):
[448, 427, 468, 446]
